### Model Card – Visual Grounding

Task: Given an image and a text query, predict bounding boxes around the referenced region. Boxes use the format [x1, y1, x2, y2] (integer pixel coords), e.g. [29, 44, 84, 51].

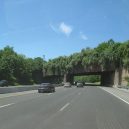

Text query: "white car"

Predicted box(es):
[64, 82, 71, 88]
[76, 82, 84, 88]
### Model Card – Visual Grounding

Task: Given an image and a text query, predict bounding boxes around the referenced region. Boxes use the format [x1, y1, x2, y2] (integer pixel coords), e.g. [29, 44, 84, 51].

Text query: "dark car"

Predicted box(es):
[0, 80, 8, 87]
[38, 83, 55, 93]
[76, 82, 84, 88]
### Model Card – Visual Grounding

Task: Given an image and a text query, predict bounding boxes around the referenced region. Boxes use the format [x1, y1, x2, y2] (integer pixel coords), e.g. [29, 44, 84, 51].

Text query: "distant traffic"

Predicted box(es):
[38, 81, 85, 93]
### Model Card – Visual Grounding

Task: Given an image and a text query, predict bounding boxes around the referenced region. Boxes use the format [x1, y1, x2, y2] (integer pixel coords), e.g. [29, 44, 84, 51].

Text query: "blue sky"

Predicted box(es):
[0, 0, 129, 60]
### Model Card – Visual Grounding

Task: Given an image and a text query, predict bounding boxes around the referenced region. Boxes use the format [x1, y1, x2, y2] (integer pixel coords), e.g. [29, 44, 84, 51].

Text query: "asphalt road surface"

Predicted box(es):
[0, 86, 129, 129]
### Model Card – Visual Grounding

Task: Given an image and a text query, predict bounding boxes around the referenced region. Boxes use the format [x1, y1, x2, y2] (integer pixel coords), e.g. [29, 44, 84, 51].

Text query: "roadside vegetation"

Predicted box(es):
[74, 75, 100, 83]
[1, 39, 129, 85]
[125, 77, 129, 86]
[0, 46, 46, 85]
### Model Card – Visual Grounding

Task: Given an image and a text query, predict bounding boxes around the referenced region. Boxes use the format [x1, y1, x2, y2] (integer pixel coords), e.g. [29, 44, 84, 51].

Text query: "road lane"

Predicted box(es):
[0, 86, 80, 129]
[40, 87, 129, 129]
[0, 87, 64, 106]
[100, 87, 129, 105]
[0, 86, 129, 129]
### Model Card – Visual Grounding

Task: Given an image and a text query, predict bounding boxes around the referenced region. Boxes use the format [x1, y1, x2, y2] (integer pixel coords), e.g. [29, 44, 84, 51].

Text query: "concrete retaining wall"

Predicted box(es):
[0, 85, 39, 94]
[114, 68, 129, 87]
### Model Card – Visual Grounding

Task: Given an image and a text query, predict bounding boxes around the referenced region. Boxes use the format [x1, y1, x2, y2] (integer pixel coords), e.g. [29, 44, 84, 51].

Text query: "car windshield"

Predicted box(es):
[0, 0, 129, 129]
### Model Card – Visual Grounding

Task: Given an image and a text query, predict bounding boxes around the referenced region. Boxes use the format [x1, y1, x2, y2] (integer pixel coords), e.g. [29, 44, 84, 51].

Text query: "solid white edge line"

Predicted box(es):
[59, 103, 70, 111]
[0, 103, 15, 109]
[99, 87, 129, 105]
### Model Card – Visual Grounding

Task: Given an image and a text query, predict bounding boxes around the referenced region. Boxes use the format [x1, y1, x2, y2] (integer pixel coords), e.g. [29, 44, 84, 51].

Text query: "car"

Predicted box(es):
[64, 82, 71, 88]
[0, 80, 8, 87]
[38, 83, 55, 93]
[76, 82, 84, 88]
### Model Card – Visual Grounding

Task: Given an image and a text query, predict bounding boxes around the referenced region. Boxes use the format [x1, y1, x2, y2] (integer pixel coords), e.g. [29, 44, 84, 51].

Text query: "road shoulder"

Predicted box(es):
[99, 87, 129, 105]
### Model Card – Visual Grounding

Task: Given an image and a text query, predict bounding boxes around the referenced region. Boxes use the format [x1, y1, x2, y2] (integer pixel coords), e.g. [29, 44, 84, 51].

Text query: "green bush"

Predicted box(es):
[74, 75, 100, 83]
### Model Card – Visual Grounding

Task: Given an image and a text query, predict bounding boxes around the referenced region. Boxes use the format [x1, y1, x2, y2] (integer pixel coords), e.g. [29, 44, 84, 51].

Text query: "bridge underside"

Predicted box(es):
[63, 71, 115, 87]
[43, 71, 115, 87]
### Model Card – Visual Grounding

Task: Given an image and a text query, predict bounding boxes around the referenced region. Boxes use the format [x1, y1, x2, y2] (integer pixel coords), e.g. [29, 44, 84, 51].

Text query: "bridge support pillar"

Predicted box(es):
[113, 68, 122, 87]
[101, 72, 114, 86]
[114, 68, 129, 87]
[63, 74, 74, 84]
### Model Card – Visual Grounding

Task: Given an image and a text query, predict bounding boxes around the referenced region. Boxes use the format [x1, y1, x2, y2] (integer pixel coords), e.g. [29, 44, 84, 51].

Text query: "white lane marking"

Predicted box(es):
[78, 92, 81, 95]
[59, 103, 70, 111]
[0, 103, 15, 109]
[100, 87, 129, 105]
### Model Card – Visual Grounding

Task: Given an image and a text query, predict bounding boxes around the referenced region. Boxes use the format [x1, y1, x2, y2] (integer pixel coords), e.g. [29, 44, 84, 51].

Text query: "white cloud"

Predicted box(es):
[80, 32, 88, 40]
[59, 22, 73, 36]
[49, 22, 73, 37]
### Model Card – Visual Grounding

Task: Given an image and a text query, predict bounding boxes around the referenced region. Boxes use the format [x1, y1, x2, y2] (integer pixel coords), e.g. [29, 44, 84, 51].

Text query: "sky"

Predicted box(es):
[0, 0, 129, 60]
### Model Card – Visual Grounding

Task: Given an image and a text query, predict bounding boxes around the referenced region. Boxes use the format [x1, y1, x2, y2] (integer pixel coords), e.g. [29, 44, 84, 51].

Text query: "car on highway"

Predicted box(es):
[76, 82, 84, 88]
[64, 82, 71, 88]
[0, 80, 8, 87]
[38, 83, 55, 93]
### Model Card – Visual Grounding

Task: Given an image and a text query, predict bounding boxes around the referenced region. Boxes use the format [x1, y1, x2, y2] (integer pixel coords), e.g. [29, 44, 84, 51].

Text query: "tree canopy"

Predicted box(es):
[0, 46, 46, 85]
[44, 39, 129, 75]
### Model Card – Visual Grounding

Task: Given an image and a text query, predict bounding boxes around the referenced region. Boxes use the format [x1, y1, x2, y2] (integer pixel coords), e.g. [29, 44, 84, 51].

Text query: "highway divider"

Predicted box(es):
[0, 85, 39, 94]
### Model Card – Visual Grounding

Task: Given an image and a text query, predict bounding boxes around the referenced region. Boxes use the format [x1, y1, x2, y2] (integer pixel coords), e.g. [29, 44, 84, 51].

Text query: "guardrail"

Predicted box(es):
[0, 85, 39, 94]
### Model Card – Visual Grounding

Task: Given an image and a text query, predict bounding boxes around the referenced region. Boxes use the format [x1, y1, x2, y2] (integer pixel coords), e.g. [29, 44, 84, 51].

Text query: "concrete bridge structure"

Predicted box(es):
[43, 64, 129, 87]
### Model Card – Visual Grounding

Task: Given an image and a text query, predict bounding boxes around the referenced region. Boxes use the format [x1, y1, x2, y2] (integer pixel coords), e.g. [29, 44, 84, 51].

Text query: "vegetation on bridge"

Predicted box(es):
[45, 39, 129, 75]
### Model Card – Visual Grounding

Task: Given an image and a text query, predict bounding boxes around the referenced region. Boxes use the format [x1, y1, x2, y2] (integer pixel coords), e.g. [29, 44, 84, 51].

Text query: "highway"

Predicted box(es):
[0, 86, 129, 129]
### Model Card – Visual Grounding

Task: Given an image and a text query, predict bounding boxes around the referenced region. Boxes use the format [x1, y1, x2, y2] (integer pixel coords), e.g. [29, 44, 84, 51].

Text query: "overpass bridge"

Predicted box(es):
[43, 64, 129, 87]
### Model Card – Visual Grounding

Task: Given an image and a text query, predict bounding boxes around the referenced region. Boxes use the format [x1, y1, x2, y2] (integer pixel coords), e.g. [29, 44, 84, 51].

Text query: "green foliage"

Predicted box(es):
[44, 39, 129, 76]
[125, 76, 129, 82]
[0, 46, 45, 85]
[125, 76, 129, 86]
[74, 75, 100, 83]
